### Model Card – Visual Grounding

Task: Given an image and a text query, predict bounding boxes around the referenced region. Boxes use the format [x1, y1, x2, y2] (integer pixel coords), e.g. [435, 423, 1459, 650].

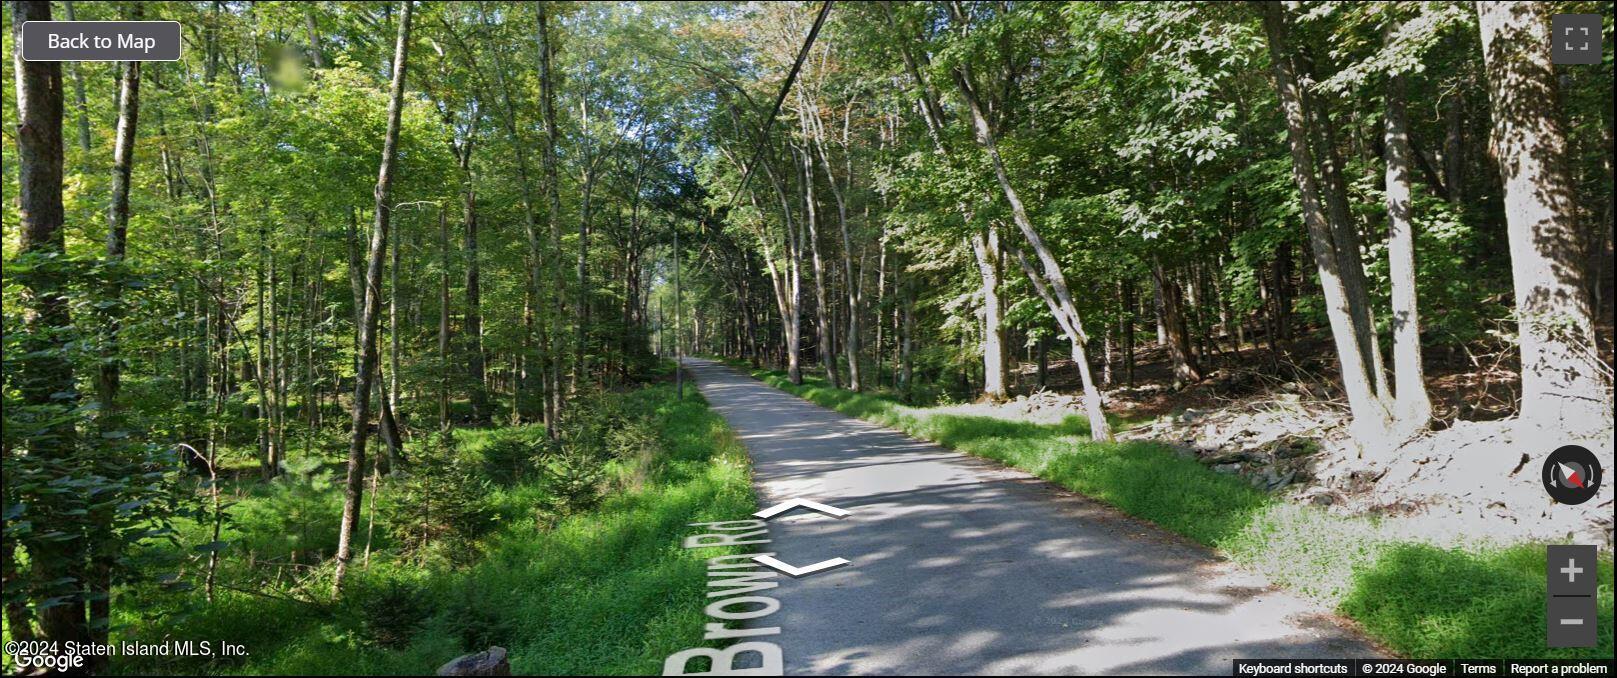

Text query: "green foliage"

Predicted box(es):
[435, 579, 515, 653]
[607, 417, 664, 492]
[1409, 197, 1509, 346]
[551, 390, 630, 461]
[103, 379, 759, 675]
[536, 451, 608, 525]
[356, 579, 434, 650]
[3, 0, 1614, 669]
[378, 432, 495, 561]
[473, 426, 551, 485]
[1, 253, 194, 626]
[528, 388, 671, 521]
[227, 459, 345, 564]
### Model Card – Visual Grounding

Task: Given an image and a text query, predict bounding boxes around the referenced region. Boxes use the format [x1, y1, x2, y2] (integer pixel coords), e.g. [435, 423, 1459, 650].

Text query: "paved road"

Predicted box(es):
[683, 358, 1380, 675]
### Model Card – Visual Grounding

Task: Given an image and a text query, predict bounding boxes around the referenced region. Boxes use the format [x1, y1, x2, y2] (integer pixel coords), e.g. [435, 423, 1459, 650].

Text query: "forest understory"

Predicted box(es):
[938, 319, 1617, 549]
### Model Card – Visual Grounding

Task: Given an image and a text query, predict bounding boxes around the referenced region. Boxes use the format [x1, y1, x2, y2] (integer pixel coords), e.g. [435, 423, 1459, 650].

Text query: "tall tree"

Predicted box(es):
[797, 142, 841, 388]
[800, 82, 864, 391]
[9, 0, 86, 645]
[1258, 1, 1392, 444]
[334, 0, 413, 594]
[1476, 1, 1611, 434]
[482, 2, 545, 420]
[460, 109, 490, 421]
[884, 3, 1007, 400]
[62, 0, 91, 160]
[946, 2, 1111, 441]
[537, 2, 566, 428]
[756, 148, 806, 384]
[100, 14, 142, 423]
[1382, 37, 1433, 434]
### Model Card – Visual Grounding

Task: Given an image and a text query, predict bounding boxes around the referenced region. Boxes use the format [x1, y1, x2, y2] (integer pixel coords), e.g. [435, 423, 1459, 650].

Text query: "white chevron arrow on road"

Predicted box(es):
[753, 498, 851, 521]
[752, 554, 851, 578]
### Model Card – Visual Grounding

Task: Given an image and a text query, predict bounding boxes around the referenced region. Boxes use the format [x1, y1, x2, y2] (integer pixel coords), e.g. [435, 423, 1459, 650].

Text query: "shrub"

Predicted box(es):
[229, 458, 343, 565]
[607, 417, 660, 460]
[551, 390, 629, 461]
[523, 389, 631, 521]
[439, 580, 515, 652]
[379, 432, 494, 560]
[536, 451, 607, 525]
[355, 578, 433, 649]
[479, 427, 548, 484]
[608, 418, 662, 491]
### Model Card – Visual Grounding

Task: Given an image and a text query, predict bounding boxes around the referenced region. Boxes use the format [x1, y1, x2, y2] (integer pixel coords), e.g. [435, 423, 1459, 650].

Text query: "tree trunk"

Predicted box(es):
[756, 155, 804, 384]
[798, 145, 840, 388]
[1152, 271, 1168, 345]
[10, 0, 87, 646]
[575, 163, 595, 390]
[1153, 261, 1203, 386]
[1383, 60, 1433, 434]
[1273, 240, 1293, 342]
[388, 208, 402, 425]
[1298, 48, 1391, 405]
[305, 5, 326, 68]
[1476, 1, 1610, 433]
[1122, 280, 1136, 387]
[1443, 84, 1464, 206]
[377, 367, 403, 471]
[805, 96, 863, 391]
[1036, 333, 1050, 390]
[900, 282, 914, 393]
[1015, 252, 1112, 442]
[63, 1, 91, 160]
[269, 248, 285, 473]
[335, 0, 410, 594]
[1103, 325, 1114, 387]
[257, 223, 272, 478]
[462, 180, 488, 420]
[439, 206, 451, 428]
[874, 242, 887, 385]
[1258, 0, 1391, 443]
[100, 46, 140, 426]
[1189, 262, 1212, 360]
[537, 4, 565, 430]
[971, 225, 1008, 399]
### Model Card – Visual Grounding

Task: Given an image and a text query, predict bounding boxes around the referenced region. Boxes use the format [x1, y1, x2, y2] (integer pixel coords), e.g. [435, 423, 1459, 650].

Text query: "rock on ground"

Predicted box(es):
[436, 647, 510, 676]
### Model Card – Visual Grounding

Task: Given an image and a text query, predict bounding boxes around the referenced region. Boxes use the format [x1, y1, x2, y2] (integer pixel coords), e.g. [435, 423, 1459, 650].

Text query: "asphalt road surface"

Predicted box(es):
[683, 358, 1380, 675]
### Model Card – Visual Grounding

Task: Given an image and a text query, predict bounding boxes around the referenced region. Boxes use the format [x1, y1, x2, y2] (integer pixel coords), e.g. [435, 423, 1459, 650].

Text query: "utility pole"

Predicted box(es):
[675, 223, 683, 400]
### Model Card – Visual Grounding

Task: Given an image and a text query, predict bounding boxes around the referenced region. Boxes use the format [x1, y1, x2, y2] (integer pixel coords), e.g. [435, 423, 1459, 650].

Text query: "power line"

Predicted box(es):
[724, 0, 833, 213]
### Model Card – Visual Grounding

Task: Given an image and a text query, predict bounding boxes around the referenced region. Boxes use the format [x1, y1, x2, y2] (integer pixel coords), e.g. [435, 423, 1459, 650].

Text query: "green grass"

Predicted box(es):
[745, 367, 1614, 660]
[104, 382, 757, 675]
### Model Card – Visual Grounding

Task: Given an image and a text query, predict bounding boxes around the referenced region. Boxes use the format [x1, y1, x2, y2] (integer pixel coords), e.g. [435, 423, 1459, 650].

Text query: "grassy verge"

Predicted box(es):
[741, 365, 1613, 660]
[107, 381, 756, 675]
